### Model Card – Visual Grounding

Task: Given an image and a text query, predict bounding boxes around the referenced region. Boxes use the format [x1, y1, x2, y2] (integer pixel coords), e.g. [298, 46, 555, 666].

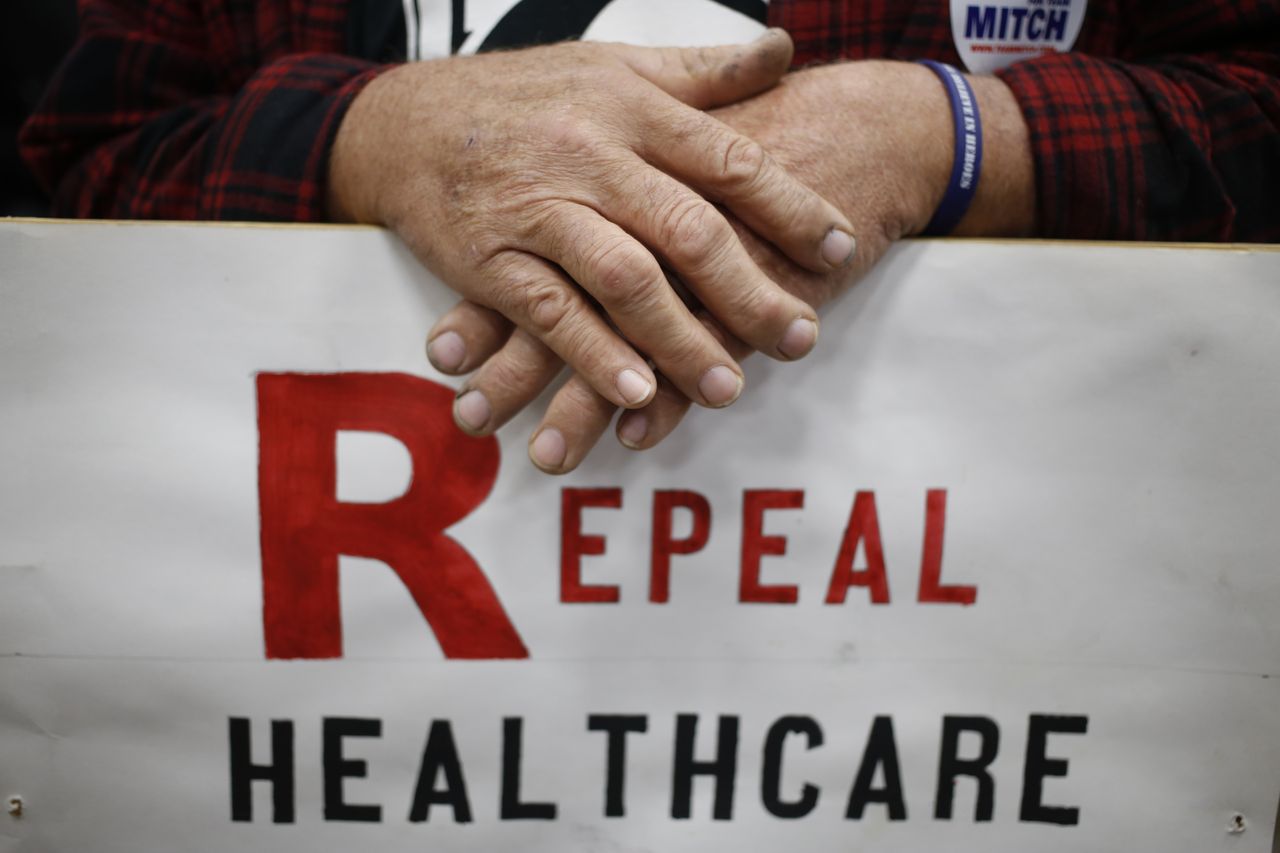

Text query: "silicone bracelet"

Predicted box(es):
[917, 60, 984, 237]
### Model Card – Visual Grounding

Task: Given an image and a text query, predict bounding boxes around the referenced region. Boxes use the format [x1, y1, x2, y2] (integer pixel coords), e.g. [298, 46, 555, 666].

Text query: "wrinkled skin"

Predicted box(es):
[426, 58, 1036, 472]
[329, 31, 858, 426]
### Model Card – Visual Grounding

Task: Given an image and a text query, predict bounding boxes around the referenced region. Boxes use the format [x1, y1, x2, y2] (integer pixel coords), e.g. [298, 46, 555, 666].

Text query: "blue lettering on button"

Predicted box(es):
[964, 4, 1072, 41]
[965, 5, 997, 38]
[1044, 8, 1068, 40]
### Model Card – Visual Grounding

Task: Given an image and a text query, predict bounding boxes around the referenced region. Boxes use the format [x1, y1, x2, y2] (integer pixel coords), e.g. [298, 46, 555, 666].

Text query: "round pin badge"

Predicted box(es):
[950, 0, 1088, 74]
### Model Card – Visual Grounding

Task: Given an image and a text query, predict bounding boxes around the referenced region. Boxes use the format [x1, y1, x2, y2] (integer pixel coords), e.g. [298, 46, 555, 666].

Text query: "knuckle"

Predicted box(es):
[717, 135, 770, 191]
[479, 250, 527, 291]
[476, 351, 529, 397]
[777, 186, 818, 230]
[656, 195, 720, 264]
[559, 322, 607, 372]
[650, 324, 718, 377]
[519, 280, 576, 338]
[583, 237, 660, 308]
[527, 112, 606, 160]
[736, 285, 789, 332]
[777, 178, 832, 229]
[463, 225, 514, 269]
[534, 203, 593, 257]
[507, 198, 559, 246]
[480, 351, 546, 402]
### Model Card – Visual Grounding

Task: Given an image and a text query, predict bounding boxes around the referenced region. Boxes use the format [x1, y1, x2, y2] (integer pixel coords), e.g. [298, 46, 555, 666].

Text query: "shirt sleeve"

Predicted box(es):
[996, 5, 1280, 242]
[19, 0, 384, 221]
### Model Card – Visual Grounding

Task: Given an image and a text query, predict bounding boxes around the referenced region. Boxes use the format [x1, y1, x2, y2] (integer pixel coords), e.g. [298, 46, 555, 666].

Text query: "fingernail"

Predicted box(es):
[427, 331, 466, 373]
[616, 368, 653, 406]
[822, 228, 856, 268]
[530, 428, 567, 471]
[699, 365, 743, 407]
[778, 317, 818, 360]
[618, 412, 649, 448]
[454, 390, 491, 432]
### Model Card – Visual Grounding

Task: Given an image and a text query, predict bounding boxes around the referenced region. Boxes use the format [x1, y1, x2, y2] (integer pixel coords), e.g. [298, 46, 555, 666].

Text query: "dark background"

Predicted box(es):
[1, 0, 769, 218]
[2, 0, 78, 216]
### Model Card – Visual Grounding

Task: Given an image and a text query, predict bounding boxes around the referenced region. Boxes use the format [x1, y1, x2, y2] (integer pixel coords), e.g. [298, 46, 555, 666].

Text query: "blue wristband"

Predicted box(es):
[917, 60, 983, 237]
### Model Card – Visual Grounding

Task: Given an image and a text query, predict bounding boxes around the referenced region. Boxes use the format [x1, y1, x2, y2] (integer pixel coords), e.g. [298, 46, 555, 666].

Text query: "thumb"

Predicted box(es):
[609, 28, 795, 109]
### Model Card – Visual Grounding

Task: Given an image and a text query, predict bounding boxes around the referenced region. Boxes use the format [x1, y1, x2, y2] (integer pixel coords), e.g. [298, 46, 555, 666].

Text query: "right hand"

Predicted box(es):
[425, 60, 1037, 473]
[328, 31, 857, 424]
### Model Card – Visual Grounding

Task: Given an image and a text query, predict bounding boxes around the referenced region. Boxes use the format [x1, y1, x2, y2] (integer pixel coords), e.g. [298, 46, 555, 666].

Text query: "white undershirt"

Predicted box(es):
[407, 0, 768, 60]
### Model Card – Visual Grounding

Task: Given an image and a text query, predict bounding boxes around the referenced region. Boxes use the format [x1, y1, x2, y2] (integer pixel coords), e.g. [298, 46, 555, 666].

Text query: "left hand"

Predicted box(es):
[428, 60, 1036, 473]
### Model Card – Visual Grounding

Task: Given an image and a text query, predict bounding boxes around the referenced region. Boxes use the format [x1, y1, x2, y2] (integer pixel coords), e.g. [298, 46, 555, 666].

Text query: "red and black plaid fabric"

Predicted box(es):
[20, 0, 381, 221]
[776, 0, 1280, 240]
[20, 0, 1280, 239]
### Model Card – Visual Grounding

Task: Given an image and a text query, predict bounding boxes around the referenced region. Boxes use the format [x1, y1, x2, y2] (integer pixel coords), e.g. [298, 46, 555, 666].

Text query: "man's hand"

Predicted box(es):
[328, 31, 857, 425]
[426, 60, 1036, 472]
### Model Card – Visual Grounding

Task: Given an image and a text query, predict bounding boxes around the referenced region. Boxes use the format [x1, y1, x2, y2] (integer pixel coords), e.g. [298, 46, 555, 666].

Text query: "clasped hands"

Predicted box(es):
[328, 29, 1026, 472]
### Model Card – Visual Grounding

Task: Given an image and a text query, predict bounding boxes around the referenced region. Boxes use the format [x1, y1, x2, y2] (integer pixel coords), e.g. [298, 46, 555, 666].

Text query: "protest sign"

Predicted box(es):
[2, 221, 1278, 851]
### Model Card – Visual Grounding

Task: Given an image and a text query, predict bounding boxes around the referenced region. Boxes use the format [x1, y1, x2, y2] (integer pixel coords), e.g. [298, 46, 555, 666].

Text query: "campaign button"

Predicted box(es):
[951, 0, 1087, 74]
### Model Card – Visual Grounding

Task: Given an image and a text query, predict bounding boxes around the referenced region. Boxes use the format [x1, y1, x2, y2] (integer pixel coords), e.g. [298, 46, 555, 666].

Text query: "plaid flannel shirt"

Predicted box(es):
[20, 0, 1280, 240]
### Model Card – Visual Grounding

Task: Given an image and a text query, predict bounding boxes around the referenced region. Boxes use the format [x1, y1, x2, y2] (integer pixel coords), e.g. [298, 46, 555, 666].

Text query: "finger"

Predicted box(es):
[637, 108, 857, 275]
[528, 204, 747, 409]
[453, 328, 565, 436]
[609, 28, 795, 110]
[427, 300, 512, 375]
[477, 251, 659, 410]
[615, 373, 693, 451]
[526, 312, 752, 466]
[528, 373, 618, 475]
[617, 313, 752, 450]
[599, 166, 822, 361]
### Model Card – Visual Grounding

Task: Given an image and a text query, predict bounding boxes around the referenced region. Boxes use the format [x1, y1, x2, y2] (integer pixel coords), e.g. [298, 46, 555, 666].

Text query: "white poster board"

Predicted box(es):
[1, 221, 1278, 852]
